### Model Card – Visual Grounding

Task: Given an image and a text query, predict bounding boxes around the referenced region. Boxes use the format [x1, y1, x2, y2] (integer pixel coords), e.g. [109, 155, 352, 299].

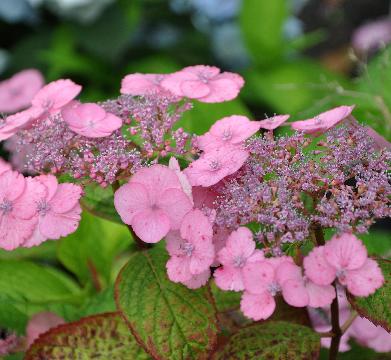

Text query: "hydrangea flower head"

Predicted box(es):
[161, 65, 244, 103]
[0, 69, 44, 113]
[166, 209, 214, 285]
[290, 105, 354, 135]
[258, 114, 290, 130]
[120, 73, 168, 96]
[24, 175, 82, 247]
[62, 102, 122, 138]
[214, 227, 264, 291]
[114, 164, 193, 243]
[197, 115, 261, 151]
[184, 146, 248, 187]
[0, 171, 45, 250]
[304, 233, 384, 296]
[31, 79, 82, 115]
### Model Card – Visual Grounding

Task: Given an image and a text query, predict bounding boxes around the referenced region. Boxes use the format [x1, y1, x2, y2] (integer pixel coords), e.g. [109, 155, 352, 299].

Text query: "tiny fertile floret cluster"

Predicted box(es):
[0, 65, 390, 346]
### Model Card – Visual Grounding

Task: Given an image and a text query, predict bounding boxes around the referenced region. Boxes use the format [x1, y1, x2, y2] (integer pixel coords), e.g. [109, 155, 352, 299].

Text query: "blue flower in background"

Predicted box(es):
[191, 0, 240, 21]
[0, 0, 38, 24]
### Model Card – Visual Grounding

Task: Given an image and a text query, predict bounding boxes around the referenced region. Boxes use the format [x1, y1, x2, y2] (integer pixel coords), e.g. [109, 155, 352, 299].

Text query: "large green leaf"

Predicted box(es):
[240, 0, 287, 66]
[213, 321, 320, 360]
[57, 212, 130, 286]
[81, 184, 123, 224]
[25, 312, 150, 360]
[115, 247, 218, 359]
[348, 259, 391, 332]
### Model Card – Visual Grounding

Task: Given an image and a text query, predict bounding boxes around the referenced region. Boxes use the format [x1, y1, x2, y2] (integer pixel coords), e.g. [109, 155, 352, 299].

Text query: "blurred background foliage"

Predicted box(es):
[0, 1, 390, 359]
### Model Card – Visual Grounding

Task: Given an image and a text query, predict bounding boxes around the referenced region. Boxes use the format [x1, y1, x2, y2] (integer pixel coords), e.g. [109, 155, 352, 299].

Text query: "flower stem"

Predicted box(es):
[329, 282, 342, 360]
[112, 181, 151, 250]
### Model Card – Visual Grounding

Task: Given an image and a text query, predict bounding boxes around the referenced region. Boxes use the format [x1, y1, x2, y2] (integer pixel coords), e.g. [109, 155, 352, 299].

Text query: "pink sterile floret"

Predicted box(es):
[62, 102, 122, 138]
[168, 157, 193, 203]
[31, 79, 82, 116]
[24, 174, 82, 247]
[161, 65, 244, 103]
[166, 209, 214, 286]
[197, 115, 261, 152]
[114, 164, 193, 243]
[0, 170, 45, 250]
[258, 114, 290, 130]
[26, 312, 65, 347]
[214, 227, 264, 291]
[0, 69, 44, 113]
[365, 126, 391, 151]
[304, 233, 384, 297]
[290, 105, 354, 135]
[0, 158, 11, 175]
[184, 146, 248, 187]
[120, 73, 168, 96]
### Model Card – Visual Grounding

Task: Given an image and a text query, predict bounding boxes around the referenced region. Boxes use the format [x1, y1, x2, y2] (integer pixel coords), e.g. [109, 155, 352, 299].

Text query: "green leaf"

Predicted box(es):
[178, 99, 251, 135]
[81, 184, 122, 224]
[0, 294, 29, 334]
[360, 231, 391, 256]
[79, 286, 116, 318]
[0, 240, 57, 261]
[115, 247, 218, 359]
[57, 212, 130, 286]
[240, 0, 288, 66]
[211, 281, 241, 313]
[213, 321, 320, 360]
[24, 312, 150, 360]
[348, 259, 391, 332]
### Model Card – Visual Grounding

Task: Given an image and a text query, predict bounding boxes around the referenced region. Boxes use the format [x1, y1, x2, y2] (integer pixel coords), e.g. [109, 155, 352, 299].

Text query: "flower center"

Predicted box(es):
[37, 200, 51, 216]
[0, 199, 13, 215]
[181, 242, 194, 257]
[314, 116, 322, 125]
[267, 282, 281, 296]
[209, 160, 221, 171]
[222, 129, 232, 141]
[233, 255, 246, 268]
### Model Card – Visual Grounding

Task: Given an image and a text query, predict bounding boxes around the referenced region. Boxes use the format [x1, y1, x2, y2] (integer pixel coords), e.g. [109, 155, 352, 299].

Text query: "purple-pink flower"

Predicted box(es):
[161, 65, 244, 103]
[120, 73, 168, 96]
[114, 164, 193, 243]
[258, 114, 290, 130]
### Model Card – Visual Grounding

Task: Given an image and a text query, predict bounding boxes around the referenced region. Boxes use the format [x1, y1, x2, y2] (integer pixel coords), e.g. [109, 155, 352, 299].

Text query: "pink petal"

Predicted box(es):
[166, 255, 192, 283]
[168, 157, 193, 202]
[182, 65, 221, 78]
[130, 164, 182, 197]
[242, 261, 275, 294]
[182, 269, 210, 289]
[258, 114, 290, 130]
[214, 72, 244, 88]
[158, 188, 193, 230]
[0, 213, 37, 250]
[366, 126, 391, 151]
[224, 227, 256, 263]
[240, 291, 276, 321]
[0, 170, 25, 201]
[36, 174, 58, 202]
[304, 246, 336, 286]
[165, 230, 184, 256]
[324, 233, 367, 271]
[189, 249, 214, 275]
[22, 224, 47, 248]
[305, 281, 336, 308]
[192, 186, 217, 209]
[114, 182, 151, 225]
[214, 266, 245, 291]
[132, 209, 170, 243]
[198, 78, 242, 103]
[39, 204, 81, 240]
[276, 261, 302, 284]
[120, 73, 166, 95]
[0, 158, 11, 175]
[26, 312, 65, 347]
[180, 80, 211, 99]
[281, 279, 309, 307]
[290, 105, 354, 135]
[179, 208, 213, 242]
[1, 107, 45, 139]
[344, 258, 384, 297]
[49, 183, 82, 214]
[161, 70, 199, 96]
[267, 255, 295, 270]
[32, 79, 82, 112]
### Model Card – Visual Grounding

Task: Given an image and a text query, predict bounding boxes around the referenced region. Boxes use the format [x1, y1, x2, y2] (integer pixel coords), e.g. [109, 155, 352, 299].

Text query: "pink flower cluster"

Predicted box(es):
[0, 160, 82, 250]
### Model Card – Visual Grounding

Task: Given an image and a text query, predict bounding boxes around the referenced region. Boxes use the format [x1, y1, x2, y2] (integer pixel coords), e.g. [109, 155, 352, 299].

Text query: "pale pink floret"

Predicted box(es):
[31, 79, 82, 115]
[24, 175, 82, 247]
[182, 269, 211, 289]
[168, 157, 193, 203]
[184, 146, 248, 187]
[365, 126, 391, 151]
[304, 233, 384, 297]
[290, 105, 354, 135]
[0, 158, 11, 175]
[166, 209, 214, 286]
[0, 69, 44, 113]
[276, 262, 335, 308]
[197, 115, 261, 152]
[120, 73, 168, 96]
[0, 171, 45, 250]
[62, 102, 122, 138]
[214, 227, 264, 291]
[26, 312, 65, 347]
[258, 114, 290, 130]
[161, 65, 244, 103]
[114, 165, 193, 243]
